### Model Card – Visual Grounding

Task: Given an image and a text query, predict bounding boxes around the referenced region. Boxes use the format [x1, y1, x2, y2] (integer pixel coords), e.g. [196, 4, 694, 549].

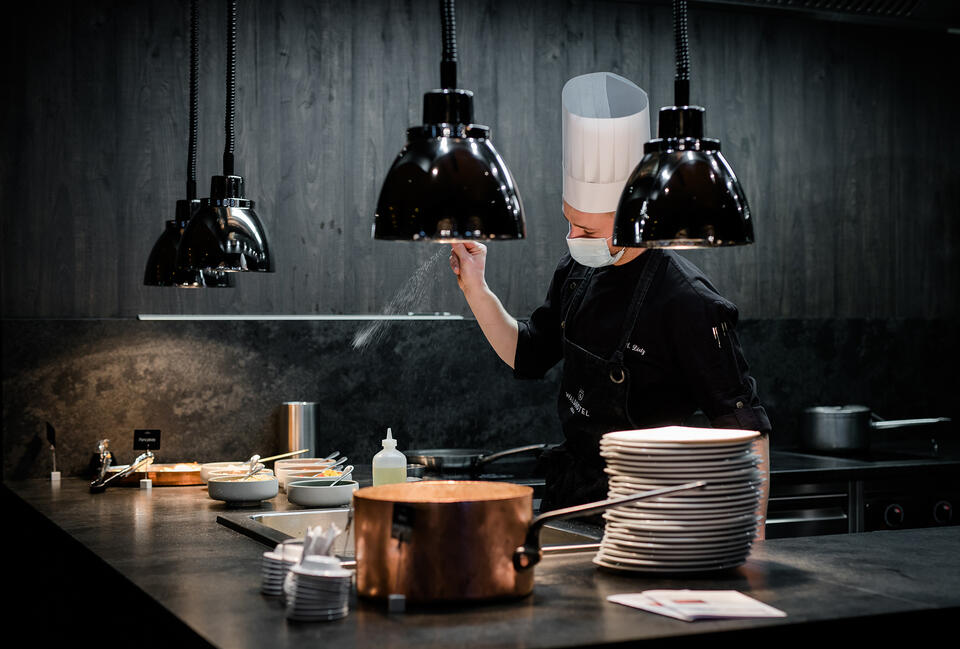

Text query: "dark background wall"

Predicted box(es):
[2, 0, 958, 478]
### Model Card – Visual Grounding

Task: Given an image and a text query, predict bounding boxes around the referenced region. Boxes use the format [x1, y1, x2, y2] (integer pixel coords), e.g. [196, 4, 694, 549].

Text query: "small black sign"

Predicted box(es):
[391, 503, 416, 543]
[134, 429, 161, 450]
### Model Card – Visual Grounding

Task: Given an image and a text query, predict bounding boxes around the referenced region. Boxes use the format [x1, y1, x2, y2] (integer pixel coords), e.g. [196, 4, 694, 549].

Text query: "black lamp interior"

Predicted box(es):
[373, 0, 525, 242]
[144, 0, 231, 288]
[177, 0, 273, 273]
[612, 0, 754, 248]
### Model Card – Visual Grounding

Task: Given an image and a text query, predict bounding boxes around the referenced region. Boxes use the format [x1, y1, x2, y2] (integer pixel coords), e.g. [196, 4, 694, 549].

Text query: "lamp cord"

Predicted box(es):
[186, 0, 199, 200]
[440, 0, 457, 89]
[223, 0, 237, 176]
[673, 0, 690, 107]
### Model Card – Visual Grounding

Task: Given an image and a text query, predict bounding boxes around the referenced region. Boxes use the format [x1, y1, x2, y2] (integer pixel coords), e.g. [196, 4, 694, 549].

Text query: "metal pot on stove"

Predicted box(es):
[801, 405, 950, 454]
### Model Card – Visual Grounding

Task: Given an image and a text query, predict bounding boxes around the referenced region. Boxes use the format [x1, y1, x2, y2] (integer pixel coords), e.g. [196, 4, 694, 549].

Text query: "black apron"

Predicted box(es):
[537, 250, 666, 512]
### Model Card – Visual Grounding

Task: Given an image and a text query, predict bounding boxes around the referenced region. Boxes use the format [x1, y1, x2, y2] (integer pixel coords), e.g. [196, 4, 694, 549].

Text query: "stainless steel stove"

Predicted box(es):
[766, 444, 960, 538]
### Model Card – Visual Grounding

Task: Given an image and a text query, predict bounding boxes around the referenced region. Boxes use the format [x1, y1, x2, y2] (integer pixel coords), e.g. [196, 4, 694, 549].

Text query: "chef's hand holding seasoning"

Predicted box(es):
[450, 72, 772, 523]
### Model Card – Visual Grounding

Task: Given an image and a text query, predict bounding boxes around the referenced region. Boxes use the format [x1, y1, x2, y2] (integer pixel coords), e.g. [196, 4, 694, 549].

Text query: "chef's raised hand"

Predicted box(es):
[449, 241, 518, 368]
[450, 242, 488, 294]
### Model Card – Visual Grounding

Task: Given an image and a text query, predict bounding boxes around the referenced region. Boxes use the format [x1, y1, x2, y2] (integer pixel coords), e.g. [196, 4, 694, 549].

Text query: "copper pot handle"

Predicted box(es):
[512, 480, 707, 571]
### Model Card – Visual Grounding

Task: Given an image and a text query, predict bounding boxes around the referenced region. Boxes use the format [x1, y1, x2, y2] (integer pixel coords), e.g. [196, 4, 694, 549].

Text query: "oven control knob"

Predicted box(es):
[884, 504, 905, 528]
[933, 500, 953, 525]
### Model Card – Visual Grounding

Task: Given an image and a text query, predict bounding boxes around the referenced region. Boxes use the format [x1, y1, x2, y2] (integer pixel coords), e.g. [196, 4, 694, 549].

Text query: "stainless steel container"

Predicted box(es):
[280, 401, 319, 458]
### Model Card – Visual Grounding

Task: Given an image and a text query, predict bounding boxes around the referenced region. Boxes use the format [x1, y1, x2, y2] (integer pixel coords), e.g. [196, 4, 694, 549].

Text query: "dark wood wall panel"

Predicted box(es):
[2, 0, 957, 319]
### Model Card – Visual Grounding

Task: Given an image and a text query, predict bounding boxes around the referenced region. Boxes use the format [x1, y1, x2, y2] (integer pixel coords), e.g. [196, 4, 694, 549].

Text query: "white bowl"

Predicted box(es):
[281, 468, 345, 492]
[275, 458, 336, 469]
[276, 461, 337, 490]
[208, 467, 274, 482]
[201, 461, 259, 483]
[207, 474, 279, 504]
[286, 479, 358, 507]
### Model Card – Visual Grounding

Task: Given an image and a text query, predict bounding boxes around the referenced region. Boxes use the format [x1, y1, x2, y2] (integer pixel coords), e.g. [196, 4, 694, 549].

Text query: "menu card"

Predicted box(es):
[608, 590, 786, 622]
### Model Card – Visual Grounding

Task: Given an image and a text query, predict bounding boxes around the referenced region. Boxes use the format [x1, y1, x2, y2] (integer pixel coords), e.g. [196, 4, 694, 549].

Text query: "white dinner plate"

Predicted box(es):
[603, 513, 761, 532]
[593, 555, 748, 574]
[600, 440, 754, 454]
[599, 542, 752, 562]
[594, 549, 751, 569]
[603, 426, 761, 445]
[602, 454, 759, 470]
[603, 528, 755, 546]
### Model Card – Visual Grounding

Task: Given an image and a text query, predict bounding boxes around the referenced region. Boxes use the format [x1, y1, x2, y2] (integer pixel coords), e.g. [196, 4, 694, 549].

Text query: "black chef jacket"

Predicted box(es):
[514, 250, 771, 434]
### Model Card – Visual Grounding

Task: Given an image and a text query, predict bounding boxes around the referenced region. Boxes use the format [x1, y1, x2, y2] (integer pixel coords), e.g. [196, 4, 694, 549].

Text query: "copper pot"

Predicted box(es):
[352, 479, 705, 603]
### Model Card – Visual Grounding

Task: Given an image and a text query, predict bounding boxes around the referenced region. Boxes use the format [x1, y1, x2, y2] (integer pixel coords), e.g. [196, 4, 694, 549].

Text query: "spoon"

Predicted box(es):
[329, 456, 348, 469]
[323, 450, 340, 461]
[256, 449, 310, 463]
[242, 462, 266, 480]
[327, 466, 353, 487]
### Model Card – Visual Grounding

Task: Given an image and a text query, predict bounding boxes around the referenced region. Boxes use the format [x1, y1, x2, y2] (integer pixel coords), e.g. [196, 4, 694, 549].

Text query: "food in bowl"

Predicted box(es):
[281, 468, 342, 491]
[207, 473, 278, 504]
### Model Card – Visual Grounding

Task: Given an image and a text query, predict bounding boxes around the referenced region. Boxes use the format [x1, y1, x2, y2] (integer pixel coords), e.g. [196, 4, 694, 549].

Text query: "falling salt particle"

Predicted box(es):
[351, 248, 446, 352]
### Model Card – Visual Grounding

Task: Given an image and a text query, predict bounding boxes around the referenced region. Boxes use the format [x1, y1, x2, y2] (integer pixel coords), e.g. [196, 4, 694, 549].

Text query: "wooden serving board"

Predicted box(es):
[106, 463, 203, 486]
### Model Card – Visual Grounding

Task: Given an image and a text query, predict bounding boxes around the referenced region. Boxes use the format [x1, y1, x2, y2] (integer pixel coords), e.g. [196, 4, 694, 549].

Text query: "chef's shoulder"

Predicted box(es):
[658, 252, 739, 326]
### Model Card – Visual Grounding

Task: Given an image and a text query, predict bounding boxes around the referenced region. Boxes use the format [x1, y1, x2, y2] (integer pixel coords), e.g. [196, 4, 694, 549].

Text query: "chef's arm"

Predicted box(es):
[450, 243, 519, 369]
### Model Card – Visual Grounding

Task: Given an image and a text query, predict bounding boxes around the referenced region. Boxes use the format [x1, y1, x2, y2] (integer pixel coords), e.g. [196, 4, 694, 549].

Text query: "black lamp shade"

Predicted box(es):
[177, 175, 273, 272]
[374, 90, 525, 242]
[144, 200, 232, 288]
[613, 106, 753, 248]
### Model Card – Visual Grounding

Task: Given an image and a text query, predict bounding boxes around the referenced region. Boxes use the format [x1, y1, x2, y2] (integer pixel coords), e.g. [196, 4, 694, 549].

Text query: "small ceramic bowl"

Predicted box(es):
[207, 473, 279, 505]
[208, 467, 274, 483]
[201, 461, 250, 483]
[281, 468, 343, 492]
[286, 479, 358, 507]
[276, 461, 337, 491]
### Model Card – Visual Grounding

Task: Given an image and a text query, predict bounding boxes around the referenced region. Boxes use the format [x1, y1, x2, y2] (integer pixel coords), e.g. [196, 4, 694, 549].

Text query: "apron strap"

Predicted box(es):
[562, 266, 595, 326]
[612, 250, 665, 363]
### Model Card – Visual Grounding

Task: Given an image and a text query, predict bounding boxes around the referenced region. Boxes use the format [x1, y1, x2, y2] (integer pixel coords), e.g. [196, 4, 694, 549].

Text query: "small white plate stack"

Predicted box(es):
[283, 556, 353, 622]
[596, 426, 763, 574]
[261, 540, 302, 596]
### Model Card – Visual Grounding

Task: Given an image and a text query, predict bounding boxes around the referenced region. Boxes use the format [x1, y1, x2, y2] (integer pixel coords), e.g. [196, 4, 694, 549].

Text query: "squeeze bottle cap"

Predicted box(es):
[382, 427, 397, 449]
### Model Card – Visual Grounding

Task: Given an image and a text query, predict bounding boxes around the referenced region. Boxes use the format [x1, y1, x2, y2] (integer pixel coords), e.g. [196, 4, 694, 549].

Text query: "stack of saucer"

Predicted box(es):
[261, 540, 302, 596]
[284, 556, 352, 622]
[596, 426, 763, 574]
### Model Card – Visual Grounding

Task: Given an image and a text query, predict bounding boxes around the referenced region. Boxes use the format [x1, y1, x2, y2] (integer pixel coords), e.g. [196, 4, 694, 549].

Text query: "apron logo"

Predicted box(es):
[577, 388, 585, 401]
[626, 342, 646, 355]
[565, 391, 590, 418]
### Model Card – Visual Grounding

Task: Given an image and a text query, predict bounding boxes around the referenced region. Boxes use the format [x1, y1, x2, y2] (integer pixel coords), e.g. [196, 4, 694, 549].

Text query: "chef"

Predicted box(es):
[450, 71, 771, 514]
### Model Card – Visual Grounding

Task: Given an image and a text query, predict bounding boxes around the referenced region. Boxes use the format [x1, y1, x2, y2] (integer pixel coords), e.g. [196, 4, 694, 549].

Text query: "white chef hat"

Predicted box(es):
[562, 72, 650, 213]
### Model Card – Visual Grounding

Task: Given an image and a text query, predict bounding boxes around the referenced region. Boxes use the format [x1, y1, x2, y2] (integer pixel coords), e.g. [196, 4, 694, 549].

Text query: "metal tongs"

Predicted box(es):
[90, 450, 155, 493]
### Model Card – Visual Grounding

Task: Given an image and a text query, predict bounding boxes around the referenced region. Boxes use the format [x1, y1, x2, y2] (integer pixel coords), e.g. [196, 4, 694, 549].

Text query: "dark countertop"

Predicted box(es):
[4, 477, 960, 647]
[770, 449, 960, 482]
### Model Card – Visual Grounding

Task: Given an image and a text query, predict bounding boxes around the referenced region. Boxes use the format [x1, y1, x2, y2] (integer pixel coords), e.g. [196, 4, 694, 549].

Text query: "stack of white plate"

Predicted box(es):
[284, 556, 352, 622]
[261, 541, 302, 596]
[596, 426, 763, 574]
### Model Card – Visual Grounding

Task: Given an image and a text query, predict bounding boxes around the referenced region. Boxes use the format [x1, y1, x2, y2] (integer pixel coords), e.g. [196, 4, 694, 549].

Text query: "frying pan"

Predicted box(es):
[405, 444, 547, 473]
[802, 405, 951, 453]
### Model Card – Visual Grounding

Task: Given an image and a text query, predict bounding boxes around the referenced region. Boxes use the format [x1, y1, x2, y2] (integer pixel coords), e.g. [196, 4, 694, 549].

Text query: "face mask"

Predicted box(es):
[566, 232, 625, 268]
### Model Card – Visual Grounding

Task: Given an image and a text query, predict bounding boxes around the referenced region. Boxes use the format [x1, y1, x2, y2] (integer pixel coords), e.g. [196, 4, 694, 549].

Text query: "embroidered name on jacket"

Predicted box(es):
[565, 391, 590, 417]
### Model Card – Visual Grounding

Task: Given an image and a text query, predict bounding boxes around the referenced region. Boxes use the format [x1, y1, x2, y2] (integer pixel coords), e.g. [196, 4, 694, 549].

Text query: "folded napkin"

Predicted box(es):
[608, 589, 786, 622]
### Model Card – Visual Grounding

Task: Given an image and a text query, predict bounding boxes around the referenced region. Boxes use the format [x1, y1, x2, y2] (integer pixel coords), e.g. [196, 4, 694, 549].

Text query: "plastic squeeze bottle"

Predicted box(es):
[372, 428, 407, 486]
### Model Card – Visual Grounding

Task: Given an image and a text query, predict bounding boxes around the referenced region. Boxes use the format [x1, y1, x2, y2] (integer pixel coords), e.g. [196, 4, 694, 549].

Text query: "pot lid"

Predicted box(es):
[804, 405, 871, 415]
